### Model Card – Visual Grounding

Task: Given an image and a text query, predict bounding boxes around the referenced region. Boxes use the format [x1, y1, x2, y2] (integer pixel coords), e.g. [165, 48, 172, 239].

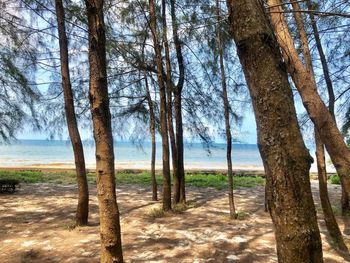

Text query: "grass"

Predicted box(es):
[146, 207, 165, 219]
[0, 170, 265, 190]
[329, 174, 341, 185]
[185, 173, 265, 189]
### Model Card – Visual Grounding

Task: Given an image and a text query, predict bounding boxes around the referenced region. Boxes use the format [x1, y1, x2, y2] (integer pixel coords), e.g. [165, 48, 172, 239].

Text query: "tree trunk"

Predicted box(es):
[144, 72, 157, 201]
[85, 0, 123, 261]
[55, 0, 89, 226]
[170, 0, 186, 204]
[306, 0, 350, 214]
[268, 0, 350, 204]
[161, 0, 179, 203]
[289, 0, 348, 250]
[315, 130, 348, 252]
[227, 0, 323, 262]
[149, 0, 172, 211]
[216, 0, 236, 219]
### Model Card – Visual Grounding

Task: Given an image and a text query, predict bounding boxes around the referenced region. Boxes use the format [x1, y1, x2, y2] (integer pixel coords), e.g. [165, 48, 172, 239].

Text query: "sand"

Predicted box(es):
[0, 181, 349, 262]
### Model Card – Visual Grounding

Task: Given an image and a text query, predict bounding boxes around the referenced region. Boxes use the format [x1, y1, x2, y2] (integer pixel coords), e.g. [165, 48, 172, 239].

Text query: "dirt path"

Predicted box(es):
[0, 181, 349, 262]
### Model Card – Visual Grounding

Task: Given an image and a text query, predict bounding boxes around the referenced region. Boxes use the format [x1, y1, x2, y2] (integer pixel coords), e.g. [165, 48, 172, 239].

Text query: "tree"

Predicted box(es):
[144, 71, 158, 201]
[268, 0, 350, 206]
[306, 0, 350, 214]
[148, 0, 172, 211]
[170, 0, 186, 204]
[227, 0, 323, 261]
[85, 0, 123, 261]
[0, 2, 40, 141]
[286, 0, 348, 251]
[54, 0, 89, 226]
[216, 0, 236, 219]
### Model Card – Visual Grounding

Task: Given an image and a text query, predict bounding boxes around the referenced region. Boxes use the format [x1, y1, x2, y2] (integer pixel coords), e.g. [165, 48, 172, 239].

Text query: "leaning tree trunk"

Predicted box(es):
[306, 0, 350, 214]
[144, 72, 158, 201]
[288, 0, 347, 251]
[55, 0, 89, 226]
[227, 0, 323, 262]
[170, 0, 186, 204]
[85, 0, 123, 261]
[268, 0, 350, 204]
[315, 131, 348, 252]
[149, 0, 172, 211]
[216, 0, 236, 219]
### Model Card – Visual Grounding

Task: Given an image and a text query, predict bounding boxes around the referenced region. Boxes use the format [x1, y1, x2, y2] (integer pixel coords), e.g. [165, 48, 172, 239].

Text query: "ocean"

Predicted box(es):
[0, 140, 264, 170]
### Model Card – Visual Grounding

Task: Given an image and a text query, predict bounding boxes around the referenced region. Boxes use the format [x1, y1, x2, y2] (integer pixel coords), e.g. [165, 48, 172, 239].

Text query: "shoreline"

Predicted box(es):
[0, 164, 336, 176]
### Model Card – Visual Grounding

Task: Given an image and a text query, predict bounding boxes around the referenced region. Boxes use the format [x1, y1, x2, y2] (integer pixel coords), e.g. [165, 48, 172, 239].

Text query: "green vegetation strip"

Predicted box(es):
[0, 170, 265, 189]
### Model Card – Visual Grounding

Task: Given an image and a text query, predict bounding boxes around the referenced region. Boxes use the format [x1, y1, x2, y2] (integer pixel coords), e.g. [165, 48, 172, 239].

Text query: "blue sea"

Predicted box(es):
[0, 140, 264, 170]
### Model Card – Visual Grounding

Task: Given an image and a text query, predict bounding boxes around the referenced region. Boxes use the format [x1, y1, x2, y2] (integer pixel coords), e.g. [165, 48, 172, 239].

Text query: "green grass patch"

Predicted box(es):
[235, 211, 249, 220]
[185, 173, 265, 189]
[329, 175, 341, 185]
[0, 170, 265, 189]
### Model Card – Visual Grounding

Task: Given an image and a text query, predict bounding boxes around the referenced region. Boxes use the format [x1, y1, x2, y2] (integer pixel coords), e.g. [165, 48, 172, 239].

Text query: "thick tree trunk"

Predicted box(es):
[268, 0, 350, 204]
[144, 72, 157, 201]
[55, 0, 89, 226]
[306, 0, 350, 214]
[85, 0, 123, 261]
[216, 0, 236, 219]
[149, 0, 172, 211]
[315, 131, 348, 252]
[227, 0, 323, 262]
[170, 0, 186, 204]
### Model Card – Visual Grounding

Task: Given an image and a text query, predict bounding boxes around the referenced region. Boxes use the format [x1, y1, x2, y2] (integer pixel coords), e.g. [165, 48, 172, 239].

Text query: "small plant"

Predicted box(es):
[62, 220, 77, 231]
[147, 207, 165, 219]
[173, 203, 187, 213]
[235, 211, 249, 220]
[329, 175, 341, 185]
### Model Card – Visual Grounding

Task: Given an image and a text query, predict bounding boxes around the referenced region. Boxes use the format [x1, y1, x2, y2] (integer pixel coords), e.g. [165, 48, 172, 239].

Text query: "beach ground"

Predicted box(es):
[0, 180, 349, 263]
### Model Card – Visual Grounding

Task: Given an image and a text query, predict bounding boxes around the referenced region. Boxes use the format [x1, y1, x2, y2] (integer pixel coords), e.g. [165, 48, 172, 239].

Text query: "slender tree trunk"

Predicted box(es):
[144, 72, 157, 201]
[174, 92, 185, 203]
[167, 90, 179, 203]
[55, 0, 89, 226]
[227, 0, 323, 262]
[306, 0, 350, 214]
[85, 0, 123, 261]
[268, 0, 350, 204]
[170, 0, 186, 204]
[161, 0, 179, 203]
[315, 130, 348, 252]
[216, 0, 236, 219]
[149, 0, 172, 211]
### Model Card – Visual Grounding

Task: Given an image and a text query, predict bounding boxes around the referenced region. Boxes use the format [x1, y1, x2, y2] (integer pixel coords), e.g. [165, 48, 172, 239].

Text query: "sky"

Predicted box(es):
[18, 108, 259, 144]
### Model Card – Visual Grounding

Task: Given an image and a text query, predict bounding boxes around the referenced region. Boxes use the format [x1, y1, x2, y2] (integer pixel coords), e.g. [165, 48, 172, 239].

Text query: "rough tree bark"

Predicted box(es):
[144, 72, 158, 201]
[268, 0, 350, 204]
[55, 0, 89, 226]
[170, 0, 186, 204]
[149, 0, 172, 211]
[289, 0, 347, 251]
[306, 0, 350, 214]
[227, 0, 323, 262]
[216, 0, 236, 219]
[85, 0, 123, 261]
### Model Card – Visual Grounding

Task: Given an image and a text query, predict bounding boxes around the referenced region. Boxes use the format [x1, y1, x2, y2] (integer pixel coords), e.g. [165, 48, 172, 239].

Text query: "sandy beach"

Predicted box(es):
[0, 181, 348, 263]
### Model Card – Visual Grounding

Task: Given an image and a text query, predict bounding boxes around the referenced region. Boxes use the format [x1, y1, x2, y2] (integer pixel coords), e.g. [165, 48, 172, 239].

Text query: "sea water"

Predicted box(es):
[0, 140, 264, 170]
